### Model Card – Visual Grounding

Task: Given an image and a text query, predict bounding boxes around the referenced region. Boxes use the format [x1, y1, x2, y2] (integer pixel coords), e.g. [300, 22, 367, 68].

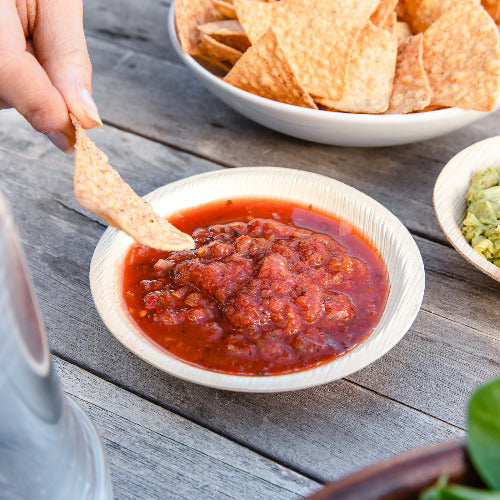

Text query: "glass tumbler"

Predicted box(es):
[0, 190, 113, 499]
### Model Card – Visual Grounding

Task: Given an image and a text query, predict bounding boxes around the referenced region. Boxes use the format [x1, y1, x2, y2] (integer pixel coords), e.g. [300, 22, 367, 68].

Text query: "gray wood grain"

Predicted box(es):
[418, 236, 500, 338]
[84, 0, 176, 61]
[54, 356, 318, 499]
[78, 26, 500, 246]
[0, 111, 482, 483]
[349, 310, 499, 429]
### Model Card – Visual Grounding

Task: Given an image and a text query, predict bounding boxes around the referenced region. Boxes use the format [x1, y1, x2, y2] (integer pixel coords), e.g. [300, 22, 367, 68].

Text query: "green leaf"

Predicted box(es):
[420, 487, 444, 500]
[439, 485, 500, 500]
[467, 378, 500, 490]
[420, 475, 450, 500]
[421, 484, 500, 500]
[420, 477, 500, 500]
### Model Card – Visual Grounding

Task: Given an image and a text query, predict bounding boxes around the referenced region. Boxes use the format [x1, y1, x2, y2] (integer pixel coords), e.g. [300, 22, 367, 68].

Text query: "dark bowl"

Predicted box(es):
[306, 440, 483, 500]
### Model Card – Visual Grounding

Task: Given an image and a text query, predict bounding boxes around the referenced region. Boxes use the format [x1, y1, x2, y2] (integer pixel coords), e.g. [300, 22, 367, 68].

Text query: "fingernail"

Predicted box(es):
[45, 132, 74, 154]
[78, 88, 103, 127]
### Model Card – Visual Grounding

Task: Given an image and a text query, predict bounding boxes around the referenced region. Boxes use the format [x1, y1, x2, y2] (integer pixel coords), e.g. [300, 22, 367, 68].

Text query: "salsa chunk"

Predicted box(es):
[123, 199, 389, 375]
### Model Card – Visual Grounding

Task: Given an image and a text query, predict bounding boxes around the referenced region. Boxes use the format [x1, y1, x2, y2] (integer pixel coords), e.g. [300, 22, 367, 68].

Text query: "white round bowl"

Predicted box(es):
[167, 3, 489, 147]
[434, 135, 500, 282]
[90, 167, 425, 392]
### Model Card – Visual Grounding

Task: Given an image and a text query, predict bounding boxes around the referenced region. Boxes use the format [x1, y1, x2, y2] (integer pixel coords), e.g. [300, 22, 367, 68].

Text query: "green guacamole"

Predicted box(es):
[463, 167, 500, 266]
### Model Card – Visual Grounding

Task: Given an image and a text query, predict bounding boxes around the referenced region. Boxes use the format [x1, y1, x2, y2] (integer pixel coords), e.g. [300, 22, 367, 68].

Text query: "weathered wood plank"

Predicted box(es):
[348, 310, 499, 430]
[81, 34, 500, 246]
[83, 0, 176, 61]
[417, 236, 500, 338]
[54, 356, 318, 499]
[0, 111, 482, 483]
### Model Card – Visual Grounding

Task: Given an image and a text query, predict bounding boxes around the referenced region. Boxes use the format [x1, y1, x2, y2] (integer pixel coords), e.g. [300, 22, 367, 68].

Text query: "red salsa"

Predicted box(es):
[122, 198, 389, 375]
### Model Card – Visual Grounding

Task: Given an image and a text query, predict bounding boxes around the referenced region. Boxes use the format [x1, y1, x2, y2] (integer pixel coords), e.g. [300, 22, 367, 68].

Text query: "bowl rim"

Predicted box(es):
[433, 135, 500, 283]
[90, 166, 425, 392]
[167, 1, 479, 124]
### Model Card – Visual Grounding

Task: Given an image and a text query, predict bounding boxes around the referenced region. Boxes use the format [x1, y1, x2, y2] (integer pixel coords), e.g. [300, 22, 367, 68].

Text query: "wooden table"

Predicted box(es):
[1, 1, 499, 498]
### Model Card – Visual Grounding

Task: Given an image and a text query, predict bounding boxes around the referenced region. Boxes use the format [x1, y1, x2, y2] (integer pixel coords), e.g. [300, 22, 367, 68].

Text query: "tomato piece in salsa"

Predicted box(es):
[122, 198, 389, 376]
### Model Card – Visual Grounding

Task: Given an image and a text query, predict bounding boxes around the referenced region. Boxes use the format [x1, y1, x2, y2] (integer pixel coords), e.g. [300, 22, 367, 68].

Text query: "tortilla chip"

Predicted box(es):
[397, 0, 423, 23]
[482, 0, 500, 22]
[196, 54, 232, 74]
[395, 21, 412, 43]
[412, 0, 480, 33]
[313, 22, 398, 113]
[224, 28, 318, 108]
[175, 0, 224, 55]
[387, 34, 432, 113]
[71, 117, 195, 251]
[422, 0, 500, 111]
[396, 1, 407, 19]
[201, 34, 243, 65]
[420, 104, 445, 111]
[384, 12, 398, 33]
[214, 0, 237, 18]
[411, 0, 448, 32]
[233, 0, 380, 101]
[232, 0, 283, 43]
[371, 0, 399, 27]
[198, 20, 251, 52]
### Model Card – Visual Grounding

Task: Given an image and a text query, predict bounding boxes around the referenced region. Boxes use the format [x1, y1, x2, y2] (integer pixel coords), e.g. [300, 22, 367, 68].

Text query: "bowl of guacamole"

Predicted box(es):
[463, 167, 500, 266]
[434, 135, 500, 283]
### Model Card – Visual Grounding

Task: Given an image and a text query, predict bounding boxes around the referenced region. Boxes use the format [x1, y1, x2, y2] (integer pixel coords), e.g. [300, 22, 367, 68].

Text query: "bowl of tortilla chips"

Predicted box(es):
[168, 0, 500, 147]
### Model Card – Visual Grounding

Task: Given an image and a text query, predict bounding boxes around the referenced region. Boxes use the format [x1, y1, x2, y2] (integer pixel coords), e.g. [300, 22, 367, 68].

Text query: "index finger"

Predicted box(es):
[33, 0, 101, 129]
[0, 0, 74, 151]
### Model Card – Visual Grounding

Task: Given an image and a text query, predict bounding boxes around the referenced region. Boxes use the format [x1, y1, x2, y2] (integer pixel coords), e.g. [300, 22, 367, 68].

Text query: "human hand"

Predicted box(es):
[0, 0, 101, 153]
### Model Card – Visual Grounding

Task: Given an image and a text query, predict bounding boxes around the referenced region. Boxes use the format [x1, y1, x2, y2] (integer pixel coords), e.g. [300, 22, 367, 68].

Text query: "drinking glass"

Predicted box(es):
[0, 190, 113, 499]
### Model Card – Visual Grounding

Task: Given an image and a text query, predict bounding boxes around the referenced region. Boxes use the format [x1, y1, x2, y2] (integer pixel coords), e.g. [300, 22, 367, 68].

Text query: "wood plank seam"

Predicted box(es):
[419, 309, 500, 344]
[86, 32, 180, 67]
[421, 266, 500, 297]
[54, 197, 107, 229]
[343, 379, 465, 431]
[98, 118, 239, 169]
[410, 228, 452, 249]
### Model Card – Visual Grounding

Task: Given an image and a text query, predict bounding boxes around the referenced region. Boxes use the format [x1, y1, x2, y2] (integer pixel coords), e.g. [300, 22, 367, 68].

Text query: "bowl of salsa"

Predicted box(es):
[90, 167, 425, 392]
